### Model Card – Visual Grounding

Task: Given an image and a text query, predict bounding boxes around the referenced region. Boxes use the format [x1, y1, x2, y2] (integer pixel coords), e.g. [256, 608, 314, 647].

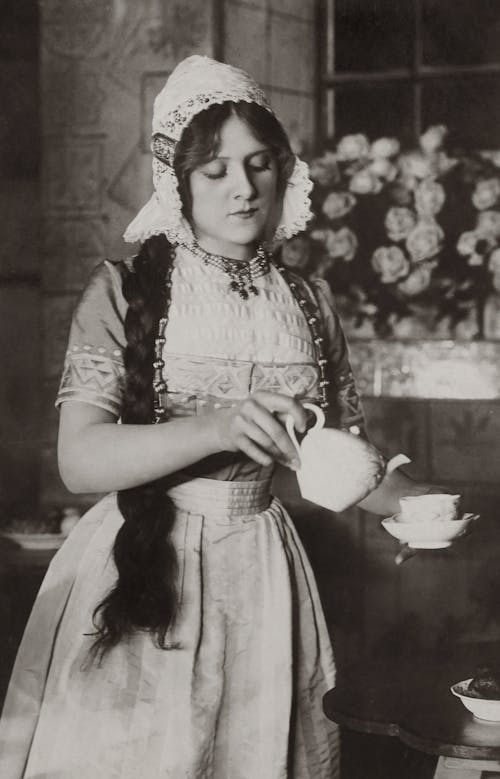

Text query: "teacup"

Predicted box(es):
[399, 493, 462, 523]
[286, 403, 411, 512]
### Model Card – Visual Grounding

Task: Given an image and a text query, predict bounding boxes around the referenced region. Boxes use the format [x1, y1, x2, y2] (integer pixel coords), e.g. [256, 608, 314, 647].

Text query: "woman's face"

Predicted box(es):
[189, 113, 279, 260]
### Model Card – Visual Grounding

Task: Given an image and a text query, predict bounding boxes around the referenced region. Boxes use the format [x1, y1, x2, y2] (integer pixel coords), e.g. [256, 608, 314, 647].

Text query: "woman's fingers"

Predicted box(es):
[240, 402, 300, 465]
[394, 544, 418, 565]
[252, 391, 308, 433]
[234, 434, 274, 467]
[212, 392, 308, 465]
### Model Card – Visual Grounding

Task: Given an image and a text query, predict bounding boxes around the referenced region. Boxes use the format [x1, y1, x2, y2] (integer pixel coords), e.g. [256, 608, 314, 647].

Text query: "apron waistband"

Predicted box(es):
[167, 477, 272, 516]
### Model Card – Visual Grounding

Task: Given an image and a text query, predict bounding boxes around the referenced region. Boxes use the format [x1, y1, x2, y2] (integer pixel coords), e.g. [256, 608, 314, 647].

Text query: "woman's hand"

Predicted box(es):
[211, 391, 308, 468]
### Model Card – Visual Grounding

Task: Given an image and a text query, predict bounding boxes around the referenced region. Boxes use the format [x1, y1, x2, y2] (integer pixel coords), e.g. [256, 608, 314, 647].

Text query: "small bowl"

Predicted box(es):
[381, 513, 478, 549]
[451, 679, 500, 721]
[0, 532, 64, 550]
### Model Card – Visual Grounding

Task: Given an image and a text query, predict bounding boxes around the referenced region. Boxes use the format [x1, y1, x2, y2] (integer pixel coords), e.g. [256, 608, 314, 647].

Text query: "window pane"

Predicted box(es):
[333, 83, 414, 145]
[423, 0, 500, 67]
[422, 77, 500, 148]
[335, 0, 414, 73]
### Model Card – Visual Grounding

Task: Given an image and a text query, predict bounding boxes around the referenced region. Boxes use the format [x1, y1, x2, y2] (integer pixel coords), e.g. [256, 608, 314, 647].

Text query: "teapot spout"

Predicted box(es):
[386, 453, 411, 474]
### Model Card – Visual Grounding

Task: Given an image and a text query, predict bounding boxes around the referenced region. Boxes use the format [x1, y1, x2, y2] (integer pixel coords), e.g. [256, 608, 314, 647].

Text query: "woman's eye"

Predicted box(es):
[202, 164, 226, 180]
[250, 156, 272, 171]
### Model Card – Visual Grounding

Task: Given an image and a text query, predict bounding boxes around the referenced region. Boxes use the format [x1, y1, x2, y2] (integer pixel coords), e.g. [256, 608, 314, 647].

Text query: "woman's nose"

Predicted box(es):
[231, 164, 256, 200]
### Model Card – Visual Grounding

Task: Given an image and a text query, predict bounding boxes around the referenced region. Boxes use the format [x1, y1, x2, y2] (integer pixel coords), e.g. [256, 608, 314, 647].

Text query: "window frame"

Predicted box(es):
[317, 0, 500, 148]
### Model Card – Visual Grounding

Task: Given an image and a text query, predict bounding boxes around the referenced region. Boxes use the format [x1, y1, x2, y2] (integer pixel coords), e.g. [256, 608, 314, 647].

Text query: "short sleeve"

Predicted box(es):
[55, 260, 128, 416]
[310, 278, 367, 436]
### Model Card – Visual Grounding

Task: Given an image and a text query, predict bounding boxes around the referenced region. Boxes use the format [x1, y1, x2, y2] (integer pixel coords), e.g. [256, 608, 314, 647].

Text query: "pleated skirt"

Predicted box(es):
[0, 478, 340, 778]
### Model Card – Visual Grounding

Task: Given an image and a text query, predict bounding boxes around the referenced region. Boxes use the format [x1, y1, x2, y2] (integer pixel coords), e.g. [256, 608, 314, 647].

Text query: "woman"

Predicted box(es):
[0, 56, 436, 778]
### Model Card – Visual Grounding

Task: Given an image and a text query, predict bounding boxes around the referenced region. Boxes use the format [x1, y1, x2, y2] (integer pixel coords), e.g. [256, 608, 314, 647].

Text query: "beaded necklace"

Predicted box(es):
[187, 241, 272, 299]
[152, 251, 330, 424]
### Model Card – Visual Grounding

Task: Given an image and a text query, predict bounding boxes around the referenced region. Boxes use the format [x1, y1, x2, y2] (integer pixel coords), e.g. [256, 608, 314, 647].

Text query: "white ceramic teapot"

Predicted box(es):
[286, 403, 411, 512]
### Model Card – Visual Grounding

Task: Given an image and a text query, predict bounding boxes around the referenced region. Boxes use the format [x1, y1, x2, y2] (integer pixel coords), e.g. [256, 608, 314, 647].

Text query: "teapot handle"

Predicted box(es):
[285, 402, 325, 457]
[386, 453, 412, 473]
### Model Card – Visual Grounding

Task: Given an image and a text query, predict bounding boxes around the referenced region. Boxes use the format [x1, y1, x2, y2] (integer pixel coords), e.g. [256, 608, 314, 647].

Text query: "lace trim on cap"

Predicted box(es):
[274, 158, 314, 241]
[123, 161, 195, 246]
[155, 90, 271, 140]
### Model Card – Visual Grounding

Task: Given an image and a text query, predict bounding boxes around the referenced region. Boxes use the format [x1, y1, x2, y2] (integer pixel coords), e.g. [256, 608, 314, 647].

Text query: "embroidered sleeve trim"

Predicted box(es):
[55, 346, 125, 416]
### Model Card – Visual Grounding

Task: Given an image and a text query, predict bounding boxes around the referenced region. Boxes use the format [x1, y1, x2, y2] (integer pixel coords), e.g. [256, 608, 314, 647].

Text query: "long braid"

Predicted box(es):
[91, 235, 179, 659]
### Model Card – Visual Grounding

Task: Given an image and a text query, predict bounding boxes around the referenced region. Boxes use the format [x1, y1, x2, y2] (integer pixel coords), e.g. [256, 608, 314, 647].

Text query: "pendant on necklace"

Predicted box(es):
[190, 241, 272, 299]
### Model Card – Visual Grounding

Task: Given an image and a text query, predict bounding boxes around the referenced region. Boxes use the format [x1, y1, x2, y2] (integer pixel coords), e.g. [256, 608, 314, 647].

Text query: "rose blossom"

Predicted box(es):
[336, 133, 370, 161]
[311, 227, 336, 248]
[348, 169, 383, 195]
[321, 191, 356, 220]
[472, 178, 500, 211]
[326, 226, 358, 261]
[308, 152, 339, 186]
[311, 227, 357, 261]
[281, 236, 311, 272]
[488, 247, 500, 275]
[406, 221, 444, 263]
[457, 230, 495, 265]
[370, 137, 400, 159]
[481, 150, 500, 169]
[415, 179, 446, 217]
[457, 230, 480, 256]
[477, 210, 500, 237]
[369, 157, 398, 181]
[435, 151, 458, 176]
[419, 125, 447, 155]
[397, 262, 435, 296]
[371, 246, 410, 283]
[384, 207, 417, 242]
[399, 151, 432, 181]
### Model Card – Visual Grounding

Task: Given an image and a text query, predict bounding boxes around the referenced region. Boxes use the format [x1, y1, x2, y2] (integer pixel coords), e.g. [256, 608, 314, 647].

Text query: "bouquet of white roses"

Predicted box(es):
[281, 126, 500, 339]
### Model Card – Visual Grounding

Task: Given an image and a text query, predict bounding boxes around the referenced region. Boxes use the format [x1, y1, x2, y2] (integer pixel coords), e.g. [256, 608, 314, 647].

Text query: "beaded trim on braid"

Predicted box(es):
[152, 254, 175, 424]
[276, 265, 330, 411]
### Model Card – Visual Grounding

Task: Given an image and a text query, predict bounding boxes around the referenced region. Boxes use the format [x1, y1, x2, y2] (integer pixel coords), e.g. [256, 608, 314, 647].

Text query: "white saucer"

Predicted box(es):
[381, 512, 478, 549]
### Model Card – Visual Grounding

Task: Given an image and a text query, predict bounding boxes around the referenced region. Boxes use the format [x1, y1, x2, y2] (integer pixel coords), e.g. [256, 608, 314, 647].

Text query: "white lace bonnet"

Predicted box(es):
[123, 55, 313, 246]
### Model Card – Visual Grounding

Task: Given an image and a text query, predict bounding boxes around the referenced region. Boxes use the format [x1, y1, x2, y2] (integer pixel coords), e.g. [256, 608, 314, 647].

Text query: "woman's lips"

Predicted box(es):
[229, 208, 258, 219]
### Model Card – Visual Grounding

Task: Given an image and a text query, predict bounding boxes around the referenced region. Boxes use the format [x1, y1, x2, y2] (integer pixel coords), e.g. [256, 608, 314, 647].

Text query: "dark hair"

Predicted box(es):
[91, 101, 294, 659]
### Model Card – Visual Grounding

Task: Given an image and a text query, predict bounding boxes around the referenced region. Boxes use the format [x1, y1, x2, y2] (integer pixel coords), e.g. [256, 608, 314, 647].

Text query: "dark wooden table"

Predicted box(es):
[324, 644, 500, 777]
